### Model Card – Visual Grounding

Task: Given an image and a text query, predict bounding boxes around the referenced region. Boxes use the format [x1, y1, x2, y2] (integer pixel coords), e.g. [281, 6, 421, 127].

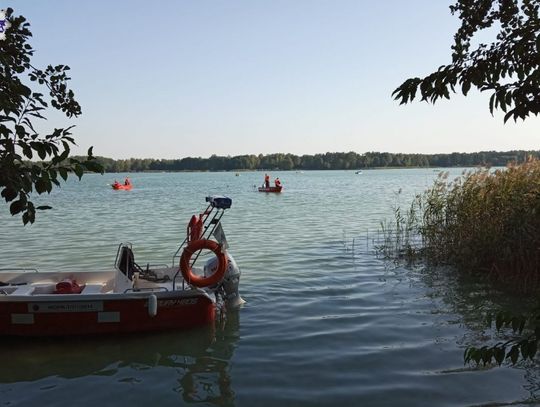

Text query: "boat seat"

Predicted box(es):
[116, 246, 144, 280]
[11, 285, 35, 295]
[81, 284, 105, 294]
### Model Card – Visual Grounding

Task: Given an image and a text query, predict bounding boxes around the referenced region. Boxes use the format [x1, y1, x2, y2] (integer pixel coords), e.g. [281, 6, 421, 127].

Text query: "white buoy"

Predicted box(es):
[148, 294, 157, 317]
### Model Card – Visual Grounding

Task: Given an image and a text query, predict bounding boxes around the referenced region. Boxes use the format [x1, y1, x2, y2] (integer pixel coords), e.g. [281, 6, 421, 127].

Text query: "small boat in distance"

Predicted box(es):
[112, 178, 132, 190]
[259, 174, 282, 193]
[258, 185, 283, 193]
[112, 182, 132, 190]
[0, 196, 243, 337]
[355, 170, 362, 174]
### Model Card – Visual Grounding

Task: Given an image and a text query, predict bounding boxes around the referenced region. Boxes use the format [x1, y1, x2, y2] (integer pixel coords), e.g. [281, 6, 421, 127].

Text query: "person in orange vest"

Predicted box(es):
[264, 173, 270, 188]
[274, 178, 281, 187]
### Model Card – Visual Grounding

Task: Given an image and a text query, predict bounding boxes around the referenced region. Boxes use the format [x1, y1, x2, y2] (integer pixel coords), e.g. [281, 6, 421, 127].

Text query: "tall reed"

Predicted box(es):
[384, 158, 540, 289]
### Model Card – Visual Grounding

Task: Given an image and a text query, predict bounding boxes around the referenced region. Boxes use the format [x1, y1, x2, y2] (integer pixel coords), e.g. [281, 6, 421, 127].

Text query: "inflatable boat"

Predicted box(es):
[112, 182, 132, 190]
[258, 186, 283, 193]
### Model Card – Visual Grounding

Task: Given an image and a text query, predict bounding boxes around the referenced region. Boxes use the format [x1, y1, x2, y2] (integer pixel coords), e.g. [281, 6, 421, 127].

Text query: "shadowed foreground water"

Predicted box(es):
[0, 169, 538, 406]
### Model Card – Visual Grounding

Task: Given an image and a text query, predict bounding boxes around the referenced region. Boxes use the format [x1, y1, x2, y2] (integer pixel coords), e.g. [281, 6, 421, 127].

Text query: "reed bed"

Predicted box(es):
[380, 158, 540, 290]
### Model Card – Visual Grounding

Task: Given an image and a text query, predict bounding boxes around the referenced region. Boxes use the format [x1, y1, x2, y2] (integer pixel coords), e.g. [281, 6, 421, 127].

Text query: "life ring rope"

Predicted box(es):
[179, 239, 228, 288]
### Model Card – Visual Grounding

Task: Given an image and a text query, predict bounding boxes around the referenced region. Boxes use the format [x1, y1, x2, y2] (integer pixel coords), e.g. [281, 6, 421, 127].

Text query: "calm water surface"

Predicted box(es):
[0, 169, 538, 406]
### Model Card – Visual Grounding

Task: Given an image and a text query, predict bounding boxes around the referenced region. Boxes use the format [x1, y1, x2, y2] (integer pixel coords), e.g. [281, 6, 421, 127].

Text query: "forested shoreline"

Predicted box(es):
[85, 150, 539, 172]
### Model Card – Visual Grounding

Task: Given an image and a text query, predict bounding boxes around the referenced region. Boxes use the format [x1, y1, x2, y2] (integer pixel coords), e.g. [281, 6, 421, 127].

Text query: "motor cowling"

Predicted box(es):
[204, 252, 244, 308]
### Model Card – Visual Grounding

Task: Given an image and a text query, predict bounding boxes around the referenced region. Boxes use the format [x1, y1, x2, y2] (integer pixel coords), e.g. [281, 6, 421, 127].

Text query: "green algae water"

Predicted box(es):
[0, 169, 538, 406]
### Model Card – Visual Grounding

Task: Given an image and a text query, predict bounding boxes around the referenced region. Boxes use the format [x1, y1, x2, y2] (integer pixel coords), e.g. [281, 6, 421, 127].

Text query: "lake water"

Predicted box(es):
[0, 169, 538, 406]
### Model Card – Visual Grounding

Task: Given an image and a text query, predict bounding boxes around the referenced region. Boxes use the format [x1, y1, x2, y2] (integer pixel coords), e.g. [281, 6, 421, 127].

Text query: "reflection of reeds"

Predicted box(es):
[379, 158, 540, 290]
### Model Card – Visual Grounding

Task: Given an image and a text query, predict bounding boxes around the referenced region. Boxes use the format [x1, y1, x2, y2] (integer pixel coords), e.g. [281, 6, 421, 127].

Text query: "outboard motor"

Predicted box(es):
[204, 252, 244, 308]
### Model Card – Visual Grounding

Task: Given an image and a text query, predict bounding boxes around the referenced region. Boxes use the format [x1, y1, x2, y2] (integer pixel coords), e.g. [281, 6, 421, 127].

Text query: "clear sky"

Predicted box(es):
[7, 0, 539, 159]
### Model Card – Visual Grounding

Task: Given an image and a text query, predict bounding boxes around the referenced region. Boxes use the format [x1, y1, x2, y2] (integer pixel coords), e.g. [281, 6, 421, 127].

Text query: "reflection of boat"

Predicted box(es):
[112, 182, 132, 190]
[258, 186, 283, 193]
[0, 310, 241, 405]
[0, 196, 243, 337]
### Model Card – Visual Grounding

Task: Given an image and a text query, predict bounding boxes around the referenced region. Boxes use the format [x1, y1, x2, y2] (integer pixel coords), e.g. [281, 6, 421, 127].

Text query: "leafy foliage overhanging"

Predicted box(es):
[0, 8, 102, 224]
[393, 0, 540, 122]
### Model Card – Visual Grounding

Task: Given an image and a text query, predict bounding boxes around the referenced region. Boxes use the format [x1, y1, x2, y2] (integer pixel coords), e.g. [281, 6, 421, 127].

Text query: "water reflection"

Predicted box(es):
[0, 310, 240, 405]
[396, 262, 540, 403]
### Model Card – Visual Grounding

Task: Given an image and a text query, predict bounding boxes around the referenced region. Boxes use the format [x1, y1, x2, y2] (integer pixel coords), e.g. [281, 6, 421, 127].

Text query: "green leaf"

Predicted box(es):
[58, 167, 68, 181]
[464, 348, 471, 364]
[472, 349, 482, 364]
[21, 144, 33, 159]
[30, 142, 47, 160]
[508, 345, 520, 365]
[489, 93, 496, 114]
[73, 164, 84, 179]
[529, 341, 537, 359]
[10, 199, 26, 215]
[521, 341, 529, 359]
[494, 347, 505, 366]
[481, 347, 492, 365]
[15, 125, 26, 138]
[1, 187, 18, 202]
[462, 80, 471, 96]
[22, 207, 35, 225]
[35, 179, 49, 194]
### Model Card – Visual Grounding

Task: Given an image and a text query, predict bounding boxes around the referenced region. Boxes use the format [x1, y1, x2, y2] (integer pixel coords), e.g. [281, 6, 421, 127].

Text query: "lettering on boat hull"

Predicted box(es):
[28, 301, 104, 313]
[158, 298, 199, 308]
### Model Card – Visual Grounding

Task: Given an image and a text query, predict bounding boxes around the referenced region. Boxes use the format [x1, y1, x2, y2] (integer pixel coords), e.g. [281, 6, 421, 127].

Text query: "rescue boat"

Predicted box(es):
[258, 186, 283, 193]
[0, 196, 243, 337]
[112, 182, 132, 190]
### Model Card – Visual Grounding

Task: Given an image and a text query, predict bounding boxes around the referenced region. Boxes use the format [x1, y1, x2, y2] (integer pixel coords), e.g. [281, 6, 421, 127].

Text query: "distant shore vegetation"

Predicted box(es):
[78, 150, 538, 173]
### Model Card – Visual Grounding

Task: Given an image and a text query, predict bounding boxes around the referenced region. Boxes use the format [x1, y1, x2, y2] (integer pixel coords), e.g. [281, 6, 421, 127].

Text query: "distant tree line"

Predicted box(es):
[73, 151, 539, 173]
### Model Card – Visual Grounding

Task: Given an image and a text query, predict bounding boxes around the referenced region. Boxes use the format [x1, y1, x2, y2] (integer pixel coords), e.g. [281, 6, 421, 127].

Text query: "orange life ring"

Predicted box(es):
[180, 239, 228, 287]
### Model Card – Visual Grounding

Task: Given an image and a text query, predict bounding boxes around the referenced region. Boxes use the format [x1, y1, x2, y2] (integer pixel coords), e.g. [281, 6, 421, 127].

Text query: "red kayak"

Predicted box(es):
[112, 183, 133, 190]
[258, 186, 283, 193]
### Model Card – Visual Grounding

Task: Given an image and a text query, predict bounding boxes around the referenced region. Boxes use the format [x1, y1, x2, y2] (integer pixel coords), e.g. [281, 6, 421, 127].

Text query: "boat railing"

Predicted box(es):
[171, 196, 231, 290]
[123, 286, 169, 293]
[0, 268, 38, 273]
